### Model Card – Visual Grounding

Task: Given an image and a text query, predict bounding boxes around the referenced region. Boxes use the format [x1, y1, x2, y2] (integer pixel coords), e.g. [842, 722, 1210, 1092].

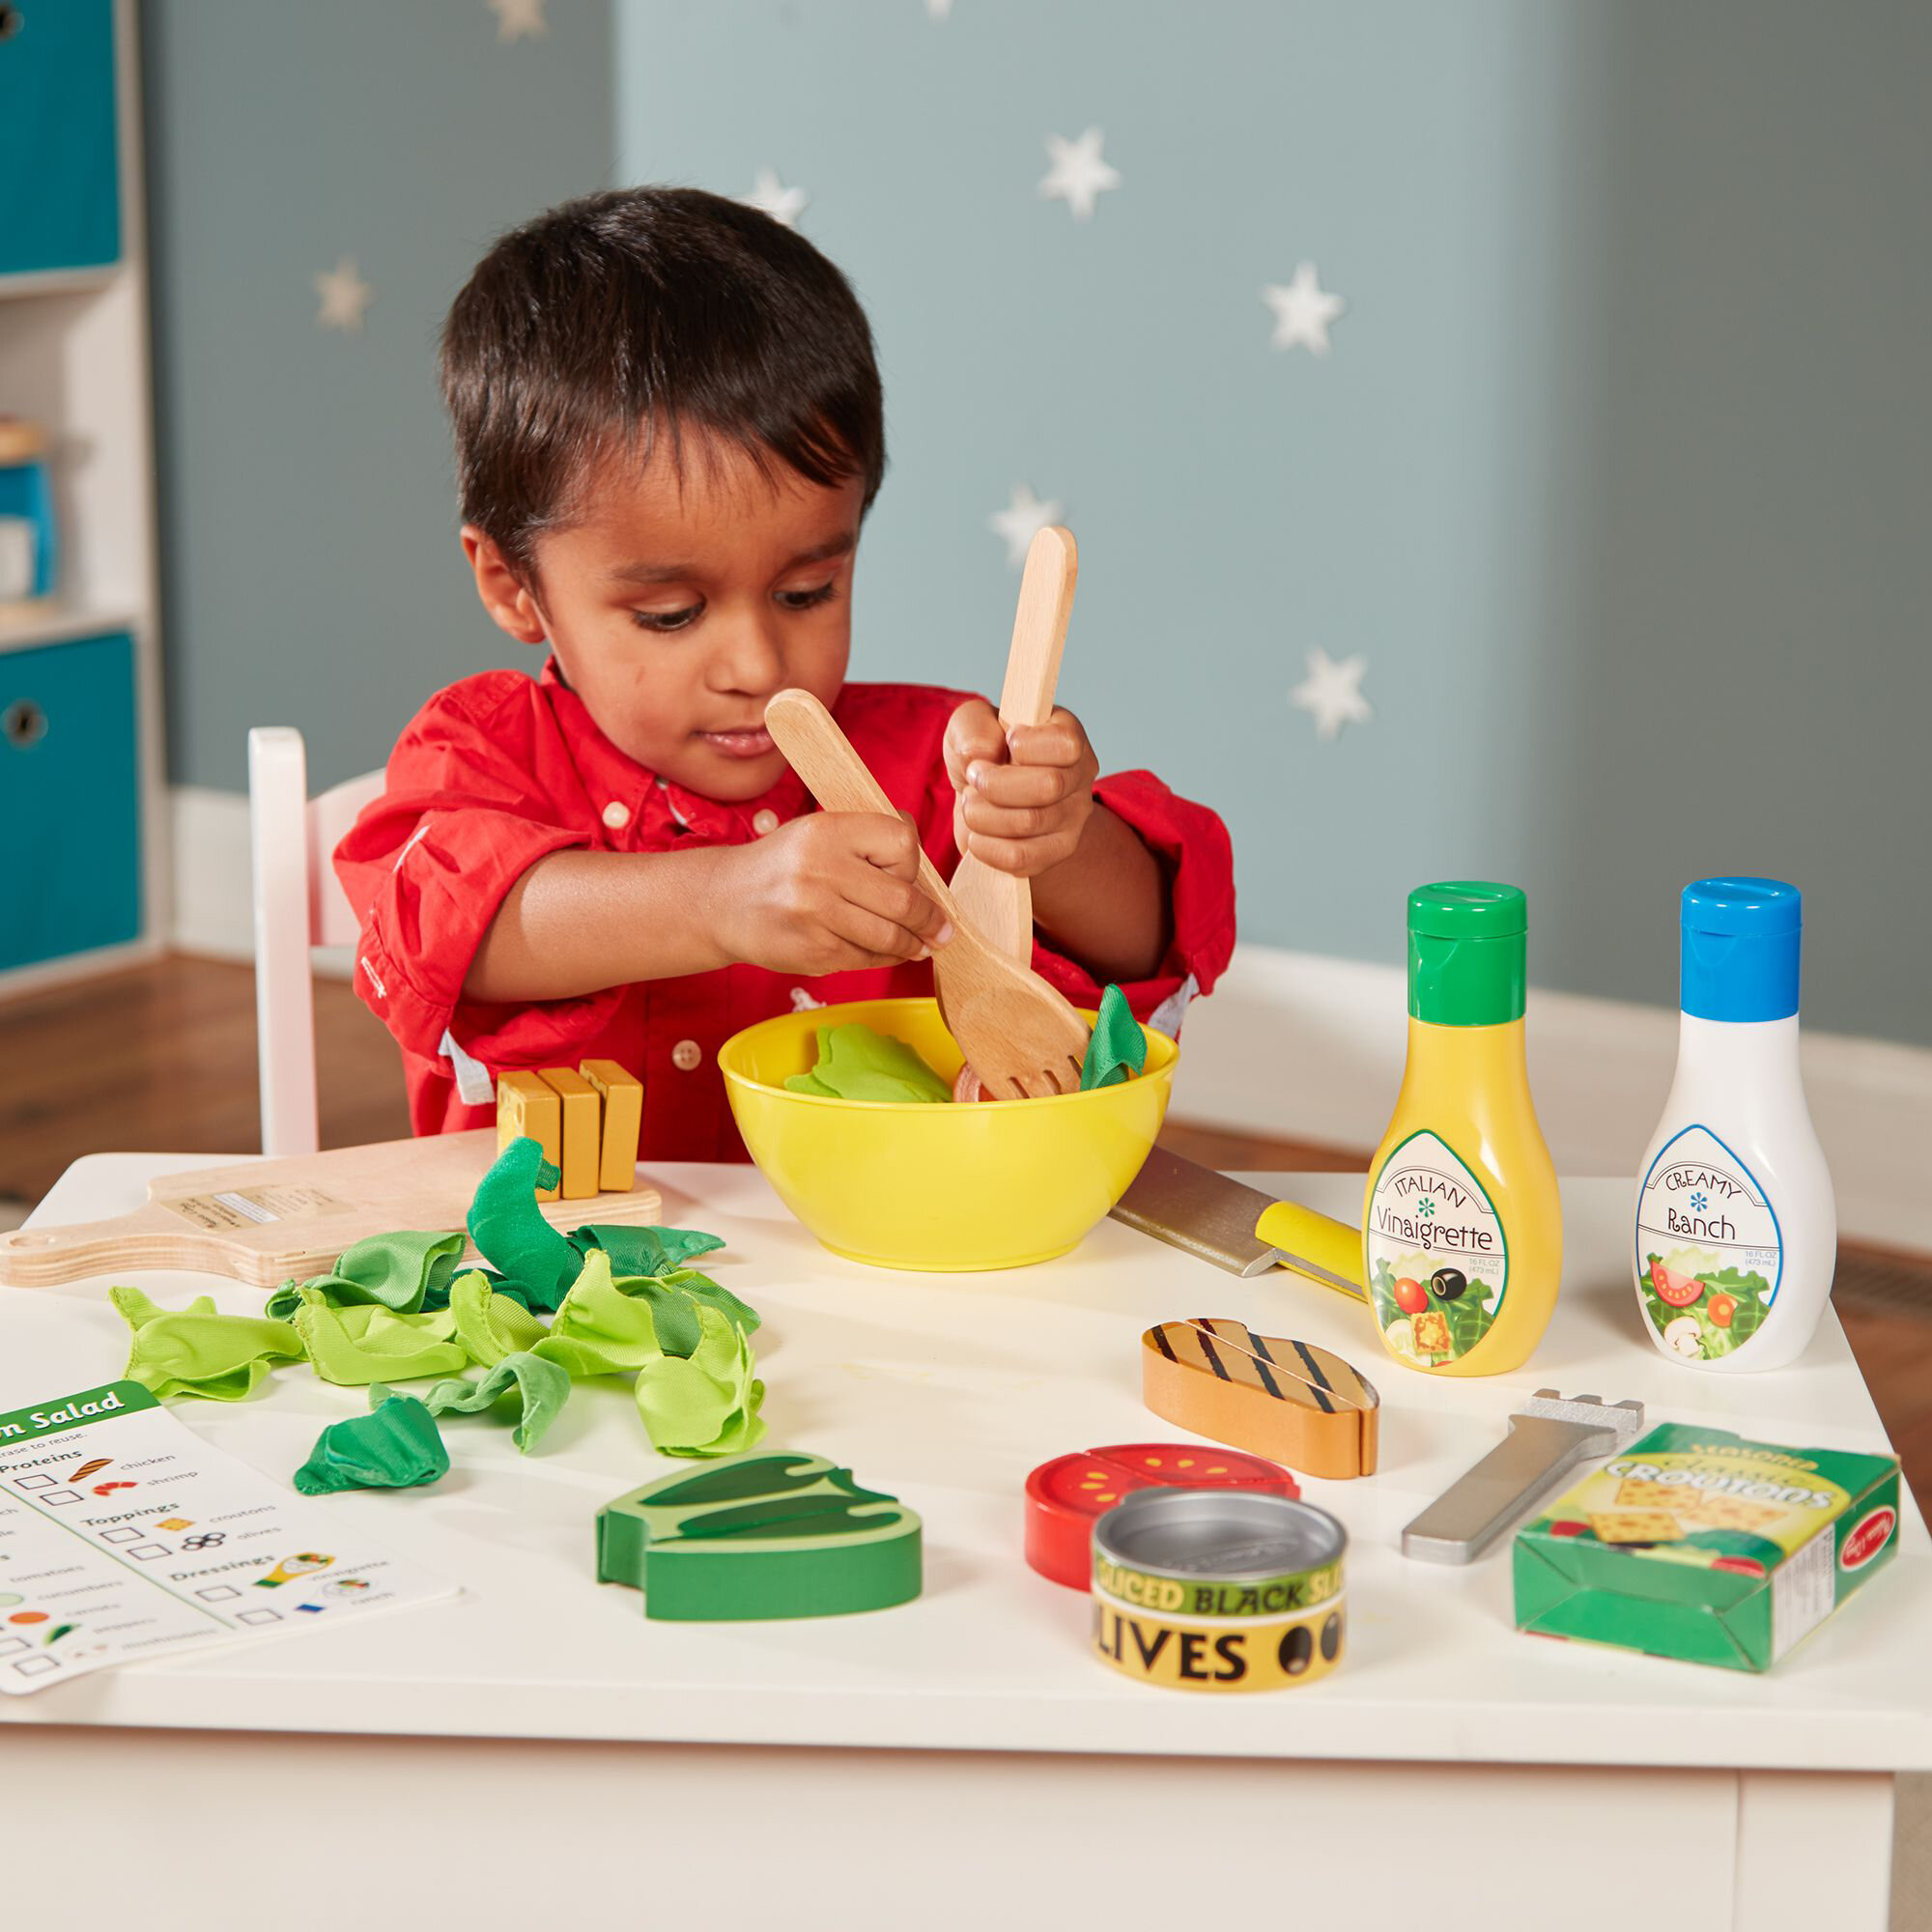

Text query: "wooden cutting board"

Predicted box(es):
[0, 1130, 664, 1291]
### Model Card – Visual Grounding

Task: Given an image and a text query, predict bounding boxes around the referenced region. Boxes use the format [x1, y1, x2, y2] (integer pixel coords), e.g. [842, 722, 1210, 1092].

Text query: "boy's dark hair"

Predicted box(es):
[440, 186, 886, 577]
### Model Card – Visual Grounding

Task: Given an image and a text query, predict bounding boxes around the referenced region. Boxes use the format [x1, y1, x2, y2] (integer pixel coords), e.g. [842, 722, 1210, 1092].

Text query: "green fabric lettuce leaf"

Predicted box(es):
[467, 1135, 581, 1312]
[1078, 984, 1146, 1091]
[530, 1250, 664, 1378]
[611, 1266, 760, 1356]
[446, 1269, 546, 1368]
[634, 1304, 766, 1458]
[412, 1351, 572, 1454]
[782, 1023, 952, 1102]
[567, 1224, 724, 1277]
[293, 1393, 449, 1494]
[111, 1286, 306, 1402]
[291, 1288, 470, 1387]
[265, 1229, 465, 1321]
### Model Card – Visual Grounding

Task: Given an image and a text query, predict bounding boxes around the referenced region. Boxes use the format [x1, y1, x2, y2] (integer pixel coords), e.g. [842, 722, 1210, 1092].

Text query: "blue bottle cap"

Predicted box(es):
[1680, 877, 1803, 1022]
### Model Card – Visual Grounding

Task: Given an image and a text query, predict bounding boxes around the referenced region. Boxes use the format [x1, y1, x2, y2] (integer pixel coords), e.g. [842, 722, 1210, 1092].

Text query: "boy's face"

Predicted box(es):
[464, 432, 864, 800]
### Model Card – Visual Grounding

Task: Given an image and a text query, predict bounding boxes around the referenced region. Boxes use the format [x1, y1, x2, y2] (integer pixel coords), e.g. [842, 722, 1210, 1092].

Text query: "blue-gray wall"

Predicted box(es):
[142, 0, 615, 789]
[146, 1, 1932, 1044]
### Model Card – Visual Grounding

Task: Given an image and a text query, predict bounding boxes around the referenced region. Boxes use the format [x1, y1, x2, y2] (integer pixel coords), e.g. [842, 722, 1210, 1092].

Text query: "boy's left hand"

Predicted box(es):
[944, 698, 1098, 879]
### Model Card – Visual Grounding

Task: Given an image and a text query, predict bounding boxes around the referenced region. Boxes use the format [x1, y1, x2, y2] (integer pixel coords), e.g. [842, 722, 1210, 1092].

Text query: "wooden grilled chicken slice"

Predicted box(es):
[1140, 1317, 1379, 1479]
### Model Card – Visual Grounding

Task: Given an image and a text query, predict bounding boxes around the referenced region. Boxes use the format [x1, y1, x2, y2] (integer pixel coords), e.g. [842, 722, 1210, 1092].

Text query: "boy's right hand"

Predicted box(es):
[720, 812, 952, 976]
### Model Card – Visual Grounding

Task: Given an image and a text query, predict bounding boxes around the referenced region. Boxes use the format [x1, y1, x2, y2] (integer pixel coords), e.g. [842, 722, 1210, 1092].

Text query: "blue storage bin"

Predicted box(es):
[0, 631, 142, 971]
[0, 0, 122, 277]
[0, 435, 57, 601]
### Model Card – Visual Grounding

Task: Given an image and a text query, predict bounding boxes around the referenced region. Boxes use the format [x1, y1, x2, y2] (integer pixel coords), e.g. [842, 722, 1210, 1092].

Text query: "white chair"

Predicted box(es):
[247, 725, 385, 1157]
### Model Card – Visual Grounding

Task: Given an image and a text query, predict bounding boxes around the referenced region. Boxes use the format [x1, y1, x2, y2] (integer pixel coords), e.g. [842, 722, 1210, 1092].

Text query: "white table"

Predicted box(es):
[2, 1158, 1925, 1931]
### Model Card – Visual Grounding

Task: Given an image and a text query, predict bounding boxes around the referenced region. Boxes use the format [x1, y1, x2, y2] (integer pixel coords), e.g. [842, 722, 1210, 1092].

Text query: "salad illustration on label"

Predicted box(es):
[1634, 1127, 1780, 1362]
[1366, 1132, 1506, 1366]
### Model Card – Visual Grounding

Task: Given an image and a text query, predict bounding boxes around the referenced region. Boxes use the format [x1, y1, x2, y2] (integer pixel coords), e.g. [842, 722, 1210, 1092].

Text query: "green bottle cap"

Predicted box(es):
[1406, 881, 1527, 1026]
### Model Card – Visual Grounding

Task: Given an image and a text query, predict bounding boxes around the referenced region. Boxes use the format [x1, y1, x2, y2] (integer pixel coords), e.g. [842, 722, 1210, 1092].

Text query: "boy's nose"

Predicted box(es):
[708, 611, 788, 695]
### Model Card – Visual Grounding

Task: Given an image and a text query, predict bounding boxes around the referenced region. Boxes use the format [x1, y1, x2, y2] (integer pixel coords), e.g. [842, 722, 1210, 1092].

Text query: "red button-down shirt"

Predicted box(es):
[336, 660, 1236, 1161]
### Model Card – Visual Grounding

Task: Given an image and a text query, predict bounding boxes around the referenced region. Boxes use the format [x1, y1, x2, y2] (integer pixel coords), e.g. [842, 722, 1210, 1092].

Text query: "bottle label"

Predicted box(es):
[1634, 1125, 1782, 1363]
[1366, 1131, 1507, 1367]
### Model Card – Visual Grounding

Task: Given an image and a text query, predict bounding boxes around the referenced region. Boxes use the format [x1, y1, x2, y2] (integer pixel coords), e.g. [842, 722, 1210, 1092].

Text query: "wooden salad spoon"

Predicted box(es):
[950, 524, 1078, 964]
[764, 688, 1092, 1099]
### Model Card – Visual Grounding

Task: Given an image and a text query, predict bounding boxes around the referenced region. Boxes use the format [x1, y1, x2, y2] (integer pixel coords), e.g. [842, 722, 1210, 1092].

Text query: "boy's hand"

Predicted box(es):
[720, 811, 951, 976]
[945, 698, 1099, 879]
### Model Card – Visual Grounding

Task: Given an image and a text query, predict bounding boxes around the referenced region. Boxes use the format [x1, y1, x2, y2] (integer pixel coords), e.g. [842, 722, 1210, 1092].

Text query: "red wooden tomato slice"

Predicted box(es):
[1024, 1442, 1300, 1589]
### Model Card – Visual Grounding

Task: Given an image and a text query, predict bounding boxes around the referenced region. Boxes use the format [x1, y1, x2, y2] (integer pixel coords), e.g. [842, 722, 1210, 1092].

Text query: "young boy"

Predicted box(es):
[336, 188, 1235, 1160]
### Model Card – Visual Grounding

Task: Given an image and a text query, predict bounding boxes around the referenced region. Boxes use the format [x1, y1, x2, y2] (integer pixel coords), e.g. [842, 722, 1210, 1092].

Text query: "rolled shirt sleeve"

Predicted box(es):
[1027, 769, 1236, 1034]
[333, 678, 623, 1070]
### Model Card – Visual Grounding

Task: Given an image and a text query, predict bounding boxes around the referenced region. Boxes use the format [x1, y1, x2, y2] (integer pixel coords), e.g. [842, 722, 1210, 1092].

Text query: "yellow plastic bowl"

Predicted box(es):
[719, 998, 1177, 1271]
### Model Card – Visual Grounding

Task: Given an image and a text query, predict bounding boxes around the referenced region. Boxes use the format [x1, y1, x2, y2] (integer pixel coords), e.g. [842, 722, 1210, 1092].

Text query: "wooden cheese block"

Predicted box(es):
[0, 1129, 662, 1291]
[1141, 1316, 1379, 1480]
[581, 1060, 643, 1194]
[537, 1066, 602, 1201]
[497, 1072, 562, 1202]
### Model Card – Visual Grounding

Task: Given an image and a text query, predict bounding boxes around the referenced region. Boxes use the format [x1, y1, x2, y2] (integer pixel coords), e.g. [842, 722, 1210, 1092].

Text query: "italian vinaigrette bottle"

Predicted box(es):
[1363, 883, 1562, 1377]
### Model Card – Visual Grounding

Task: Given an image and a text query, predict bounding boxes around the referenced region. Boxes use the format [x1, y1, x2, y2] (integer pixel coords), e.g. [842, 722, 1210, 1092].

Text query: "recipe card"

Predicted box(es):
[0, 1379, 457, 1694]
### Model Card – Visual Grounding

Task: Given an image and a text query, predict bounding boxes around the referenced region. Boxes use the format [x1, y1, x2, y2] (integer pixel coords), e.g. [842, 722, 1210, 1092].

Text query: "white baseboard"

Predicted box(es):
[1171, 944, 1931, 1252]
[169, 785, 350, 977]
[166, 789, 1929, 1249]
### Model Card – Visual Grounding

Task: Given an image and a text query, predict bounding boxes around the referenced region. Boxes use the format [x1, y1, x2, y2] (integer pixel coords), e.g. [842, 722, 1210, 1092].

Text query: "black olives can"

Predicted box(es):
[1090, 1489, 1347, 1692]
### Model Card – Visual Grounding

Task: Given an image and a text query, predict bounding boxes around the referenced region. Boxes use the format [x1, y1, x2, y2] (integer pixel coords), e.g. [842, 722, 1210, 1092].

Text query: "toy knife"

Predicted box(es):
[1109, 1148, 1366, 1299]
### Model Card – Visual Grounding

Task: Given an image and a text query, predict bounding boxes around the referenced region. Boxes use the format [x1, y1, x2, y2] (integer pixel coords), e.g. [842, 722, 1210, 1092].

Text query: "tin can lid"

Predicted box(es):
[1092, 1489, 1346, 1582]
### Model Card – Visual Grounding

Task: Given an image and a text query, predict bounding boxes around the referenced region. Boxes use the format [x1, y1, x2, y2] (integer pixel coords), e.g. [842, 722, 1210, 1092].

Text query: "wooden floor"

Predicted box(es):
[2, 953, 1926, 1505]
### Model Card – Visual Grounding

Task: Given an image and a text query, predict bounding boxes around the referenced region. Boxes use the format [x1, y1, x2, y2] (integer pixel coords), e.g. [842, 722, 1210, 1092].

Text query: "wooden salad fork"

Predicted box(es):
[764, 688, 1092, 1100]
[949, 524, 1078, 964]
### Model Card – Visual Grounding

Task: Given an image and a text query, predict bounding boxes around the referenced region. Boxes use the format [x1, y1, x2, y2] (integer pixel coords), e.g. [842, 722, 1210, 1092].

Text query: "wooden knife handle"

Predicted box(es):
[999, 526, 1077, 730]
[765, 689, 962, 923]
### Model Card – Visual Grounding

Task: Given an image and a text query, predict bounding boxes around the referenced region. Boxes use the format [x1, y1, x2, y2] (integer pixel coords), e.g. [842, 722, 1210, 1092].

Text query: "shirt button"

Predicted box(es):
[752, 809, 781, 837]
[671, 1038, 702, 1072]
[602, 801, 631, 831]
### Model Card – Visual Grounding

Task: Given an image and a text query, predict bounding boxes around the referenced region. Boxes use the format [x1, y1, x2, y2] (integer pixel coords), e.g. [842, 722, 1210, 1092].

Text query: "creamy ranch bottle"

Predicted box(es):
[1633, 877, 1836, 1372]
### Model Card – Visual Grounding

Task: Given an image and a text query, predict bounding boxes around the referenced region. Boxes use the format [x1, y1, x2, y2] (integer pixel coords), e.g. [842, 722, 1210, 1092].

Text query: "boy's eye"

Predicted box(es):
[631, 602, 704, 634]
[776, 581, 838, 612]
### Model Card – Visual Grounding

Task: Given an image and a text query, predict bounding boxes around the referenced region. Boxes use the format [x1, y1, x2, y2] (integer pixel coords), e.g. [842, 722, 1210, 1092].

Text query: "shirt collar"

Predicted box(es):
[539, 656, 811, 839]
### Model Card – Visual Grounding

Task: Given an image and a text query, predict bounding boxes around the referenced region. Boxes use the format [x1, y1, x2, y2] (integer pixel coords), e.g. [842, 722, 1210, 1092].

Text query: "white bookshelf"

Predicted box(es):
[0, 0, 167, 993]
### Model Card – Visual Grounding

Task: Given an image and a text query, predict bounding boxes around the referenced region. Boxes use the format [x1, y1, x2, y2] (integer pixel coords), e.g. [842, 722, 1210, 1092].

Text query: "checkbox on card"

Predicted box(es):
[236, 1608, 280, 1626]
[15, 1474, 54, 1490]
[99, 1527, 142, 1544]
[12, 1656, 57, 1676]
[195, 1585, 241, 1603]
[127, 1544, 168, 1560]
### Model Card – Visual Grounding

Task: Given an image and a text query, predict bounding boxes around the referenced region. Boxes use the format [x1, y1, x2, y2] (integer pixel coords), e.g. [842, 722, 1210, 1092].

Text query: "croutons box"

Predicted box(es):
[1514, 1423, 1900, 1672]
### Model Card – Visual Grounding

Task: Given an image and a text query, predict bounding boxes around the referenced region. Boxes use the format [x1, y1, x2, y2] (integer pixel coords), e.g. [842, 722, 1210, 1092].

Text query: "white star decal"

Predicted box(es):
[1038, 128, 1120, 222]
[487, 0, 548, 42]
[989, 484, 1064, 568]
[1290, 648, 1373, 741]
[313, 257, 373, 333]
[1263, 262, 1346, 355]
[742, 167, 809, 229]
